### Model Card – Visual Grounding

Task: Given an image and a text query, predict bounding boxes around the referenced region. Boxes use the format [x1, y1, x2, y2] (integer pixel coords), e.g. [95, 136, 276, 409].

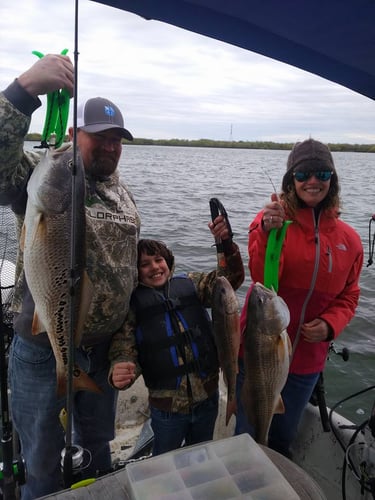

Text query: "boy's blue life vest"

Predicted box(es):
[131, 275, 219, 390]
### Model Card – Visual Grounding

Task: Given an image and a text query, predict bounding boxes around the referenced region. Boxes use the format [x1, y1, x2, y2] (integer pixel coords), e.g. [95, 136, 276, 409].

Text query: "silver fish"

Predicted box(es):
[21, 147, 99, 397]
[212, 276, 241, 425]
[241, 282, 291, 445]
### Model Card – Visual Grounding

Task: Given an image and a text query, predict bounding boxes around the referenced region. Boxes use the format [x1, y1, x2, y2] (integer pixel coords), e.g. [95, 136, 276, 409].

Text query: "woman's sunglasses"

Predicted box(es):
[293, 170, 333, 182]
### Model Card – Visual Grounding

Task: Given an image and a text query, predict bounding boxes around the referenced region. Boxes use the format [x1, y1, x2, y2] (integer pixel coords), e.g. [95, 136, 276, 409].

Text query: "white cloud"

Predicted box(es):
[1, 0, 374, 143]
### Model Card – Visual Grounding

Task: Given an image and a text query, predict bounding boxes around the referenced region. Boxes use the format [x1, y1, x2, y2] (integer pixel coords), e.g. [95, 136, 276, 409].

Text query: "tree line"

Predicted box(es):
[25, 134, 375, 153]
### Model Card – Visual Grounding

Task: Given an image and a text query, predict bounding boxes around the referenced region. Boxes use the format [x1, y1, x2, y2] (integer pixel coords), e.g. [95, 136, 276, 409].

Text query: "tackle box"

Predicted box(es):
[125, 433, 299, 499]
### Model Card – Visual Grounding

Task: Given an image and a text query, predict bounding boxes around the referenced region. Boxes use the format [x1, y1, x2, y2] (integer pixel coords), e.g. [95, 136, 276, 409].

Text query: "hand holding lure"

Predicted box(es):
[209, 197, 233, 269]
[264, 221, 292, 292]
[258, 166, 292, 292]
[32, 49, 70, 149]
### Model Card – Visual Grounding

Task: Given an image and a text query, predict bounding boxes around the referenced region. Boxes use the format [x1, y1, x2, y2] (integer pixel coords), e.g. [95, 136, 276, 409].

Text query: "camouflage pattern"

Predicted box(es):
[0, 92, 141, 346]
[109, 244, 244, 413]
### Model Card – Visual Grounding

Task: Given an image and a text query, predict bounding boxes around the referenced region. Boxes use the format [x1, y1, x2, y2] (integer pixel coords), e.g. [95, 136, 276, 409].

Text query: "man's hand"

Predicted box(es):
[18, 54, 74, 98]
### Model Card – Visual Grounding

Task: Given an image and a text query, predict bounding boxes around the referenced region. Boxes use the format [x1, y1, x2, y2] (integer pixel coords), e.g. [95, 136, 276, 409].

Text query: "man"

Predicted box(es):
[0, 54, 140, 499]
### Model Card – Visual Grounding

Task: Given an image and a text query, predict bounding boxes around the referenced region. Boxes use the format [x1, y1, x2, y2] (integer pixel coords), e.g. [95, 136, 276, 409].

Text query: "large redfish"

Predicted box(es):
[212, 276, 241, 425]
[21, 147, 99, 397]
[242, 282, 291, 445]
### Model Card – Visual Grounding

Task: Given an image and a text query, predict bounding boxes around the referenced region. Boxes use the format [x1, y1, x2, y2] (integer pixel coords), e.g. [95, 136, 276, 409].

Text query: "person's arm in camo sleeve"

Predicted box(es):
[189, 213, 244, 306]
[108, 307, 140, 390]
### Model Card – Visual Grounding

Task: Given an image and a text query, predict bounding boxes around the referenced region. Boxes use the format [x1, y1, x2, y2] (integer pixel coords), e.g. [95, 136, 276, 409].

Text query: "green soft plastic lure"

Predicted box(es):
[32, 49, 70, 149]
[264, 220, 292, 292]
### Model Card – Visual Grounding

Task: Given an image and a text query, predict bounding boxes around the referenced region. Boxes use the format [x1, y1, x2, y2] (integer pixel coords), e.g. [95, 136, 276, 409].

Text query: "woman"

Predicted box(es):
[235, 138, 363, 458]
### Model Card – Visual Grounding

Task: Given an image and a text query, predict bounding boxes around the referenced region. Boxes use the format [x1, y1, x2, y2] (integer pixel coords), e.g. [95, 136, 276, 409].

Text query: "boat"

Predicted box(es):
[86, 2, 375, 499]
[2, 1, 375, 499]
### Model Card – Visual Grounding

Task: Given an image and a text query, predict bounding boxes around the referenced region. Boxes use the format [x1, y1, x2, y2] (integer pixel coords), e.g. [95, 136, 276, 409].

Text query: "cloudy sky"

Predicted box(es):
[1, 0, 374, 143]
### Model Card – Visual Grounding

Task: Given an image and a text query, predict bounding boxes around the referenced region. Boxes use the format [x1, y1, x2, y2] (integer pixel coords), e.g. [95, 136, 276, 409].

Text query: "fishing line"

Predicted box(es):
[328, 386, 375, 500]
[259, 164, 278, 197]
[329, 384, 375, 452]
[63, 0, 79, 489]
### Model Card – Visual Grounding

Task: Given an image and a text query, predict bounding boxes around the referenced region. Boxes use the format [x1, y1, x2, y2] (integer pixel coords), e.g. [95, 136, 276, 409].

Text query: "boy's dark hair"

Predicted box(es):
[137, 239, 175, 271]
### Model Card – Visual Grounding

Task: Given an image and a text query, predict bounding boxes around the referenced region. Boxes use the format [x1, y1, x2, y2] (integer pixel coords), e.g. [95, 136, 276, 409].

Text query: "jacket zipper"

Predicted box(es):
[292, 209, 321, 358]
[326, 246, 332, 272]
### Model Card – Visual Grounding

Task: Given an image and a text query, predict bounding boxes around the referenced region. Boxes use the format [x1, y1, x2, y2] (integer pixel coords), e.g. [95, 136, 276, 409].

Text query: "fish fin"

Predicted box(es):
[56, 364, 102, 397]
[277, 333, 290, 362]
[73, 366, 102, 395]
[287, 333, 292, 357]
[74, 271, 94, 347]
[20, 223, 26, 252]
[225, 397, 237, 426]
[274, 395, 285, 414]
[222, 370, 228, 386]
[31, 310, 46, 335]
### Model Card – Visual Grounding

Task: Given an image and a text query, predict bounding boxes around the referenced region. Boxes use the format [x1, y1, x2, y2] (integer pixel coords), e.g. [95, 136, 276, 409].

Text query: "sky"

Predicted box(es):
[1, 0, 375, 144]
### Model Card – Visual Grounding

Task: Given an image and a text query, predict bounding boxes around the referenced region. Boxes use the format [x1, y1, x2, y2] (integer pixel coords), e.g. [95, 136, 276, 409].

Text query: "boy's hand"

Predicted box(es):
[112, 361, 136, 389]
[208, 214, 231, 241]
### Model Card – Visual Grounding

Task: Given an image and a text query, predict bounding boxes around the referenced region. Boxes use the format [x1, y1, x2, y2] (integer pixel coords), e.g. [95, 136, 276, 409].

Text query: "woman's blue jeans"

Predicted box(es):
[8, 334, 118, 500]
[235, 357, 319, 458]
[150, 391, 219, 456]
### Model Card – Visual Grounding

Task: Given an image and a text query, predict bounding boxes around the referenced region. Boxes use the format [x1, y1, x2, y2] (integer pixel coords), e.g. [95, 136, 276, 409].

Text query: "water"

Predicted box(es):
[9, 143, 375, 424]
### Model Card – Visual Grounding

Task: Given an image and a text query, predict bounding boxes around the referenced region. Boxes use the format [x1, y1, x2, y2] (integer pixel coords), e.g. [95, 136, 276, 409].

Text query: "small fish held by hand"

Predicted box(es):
[212, 276, 241, 425]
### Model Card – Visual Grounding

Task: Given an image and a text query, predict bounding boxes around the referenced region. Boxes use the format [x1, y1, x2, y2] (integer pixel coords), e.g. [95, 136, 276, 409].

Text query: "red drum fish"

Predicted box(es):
[242, 282, 291, 445]
[21, 147, 99, 397]
[212, 276, 241, 425]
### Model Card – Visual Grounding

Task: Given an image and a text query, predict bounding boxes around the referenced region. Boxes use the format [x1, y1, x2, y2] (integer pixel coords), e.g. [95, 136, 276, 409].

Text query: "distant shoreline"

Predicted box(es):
[25, 135, 375, 153]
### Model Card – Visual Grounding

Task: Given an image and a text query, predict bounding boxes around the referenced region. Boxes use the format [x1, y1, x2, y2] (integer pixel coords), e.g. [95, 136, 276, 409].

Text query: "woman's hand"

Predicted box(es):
[301, 318, 332, 342]
[262, 193, 285, 232]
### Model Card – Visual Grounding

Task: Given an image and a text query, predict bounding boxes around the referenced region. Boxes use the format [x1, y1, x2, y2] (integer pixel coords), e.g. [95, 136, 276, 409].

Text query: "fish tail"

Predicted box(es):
[56, 365, 102, 397]
[57, 370, 67, 398]
[225, 397, 237, 426]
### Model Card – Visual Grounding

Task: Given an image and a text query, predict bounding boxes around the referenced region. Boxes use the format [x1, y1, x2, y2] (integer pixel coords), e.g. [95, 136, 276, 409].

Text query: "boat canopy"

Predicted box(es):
[91, 0, 375, 101]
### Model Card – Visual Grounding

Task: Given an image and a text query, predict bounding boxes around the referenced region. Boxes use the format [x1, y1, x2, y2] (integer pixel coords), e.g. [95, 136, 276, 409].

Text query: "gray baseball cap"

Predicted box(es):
[77, 97, 133, 141]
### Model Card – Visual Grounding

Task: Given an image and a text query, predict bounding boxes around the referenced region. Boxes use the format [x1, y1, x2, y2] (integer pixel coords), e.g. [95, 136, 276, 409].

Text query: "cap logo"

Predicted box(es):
[104, 105, 115, 117]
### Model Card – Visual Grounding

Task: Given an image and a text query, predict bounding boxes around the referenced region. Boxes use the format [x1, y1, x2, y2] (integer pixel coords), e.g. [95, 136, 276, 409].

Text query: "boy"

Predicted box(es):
[109, 215, 244, 455]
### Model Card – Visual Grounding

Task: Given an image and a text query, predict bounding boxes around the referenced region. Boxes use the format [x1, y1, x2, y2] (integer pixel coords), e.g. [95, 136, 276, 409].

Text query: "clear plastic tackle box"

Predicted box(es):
[125, 433, 299, 499]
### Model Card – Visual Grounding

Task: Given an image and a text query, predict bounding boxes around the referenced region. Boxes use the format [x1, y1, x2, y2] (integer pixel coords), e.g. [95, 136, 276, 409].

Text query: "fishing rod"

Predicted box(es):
[0, 215, 26, 499]
[328, 385, 375, 500]
[62, 0, 80, 489]
[366, 214, 375, 267]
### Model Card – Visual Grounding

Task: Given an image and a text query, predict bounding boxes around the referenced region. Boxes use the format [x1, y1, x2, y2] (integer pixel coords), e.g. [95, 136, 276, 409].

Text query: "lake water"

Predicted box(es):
[6, 143, 375, 425]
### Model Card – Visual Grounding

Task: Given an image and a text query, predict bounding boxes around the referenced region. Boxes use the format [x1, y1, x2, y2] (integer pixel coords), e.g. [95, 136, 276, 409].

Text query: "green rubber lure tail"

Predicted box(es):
[264, 220, 292, 292]
[32, 49, 70, 148]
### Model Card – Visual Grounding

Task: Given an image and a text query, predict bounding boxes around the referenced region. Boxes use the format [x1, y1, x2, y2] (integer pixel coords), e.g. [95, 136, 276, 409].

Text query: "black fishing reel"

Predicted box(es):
[0, 455, 26, 494]
[329, 342, 350, 362]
